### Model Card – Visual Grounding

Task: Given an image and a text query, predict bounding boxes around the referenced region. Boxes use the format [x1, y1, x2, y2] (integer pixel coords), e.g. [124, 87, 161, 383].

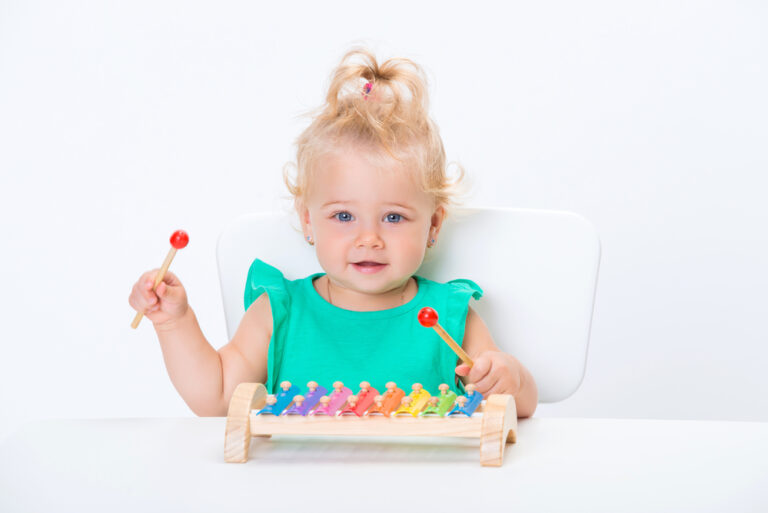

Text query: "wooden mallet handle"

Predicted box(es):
[131, 247, 176, 329]
[417, 307, 474, 367]
[131, 230, 189, 329]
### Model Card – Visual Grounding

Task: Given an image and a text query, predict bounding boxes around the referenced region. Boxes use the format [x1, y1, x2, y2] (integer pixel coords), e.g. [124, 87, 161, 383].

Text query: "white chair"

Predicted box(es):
[216, 207, 600, 403]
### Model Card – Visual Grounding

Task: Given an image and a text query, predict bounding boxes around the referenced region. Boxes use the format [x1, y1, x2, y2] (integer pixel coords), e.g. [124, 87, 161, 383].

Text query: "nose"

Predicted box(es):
[354, 224, 384, 249]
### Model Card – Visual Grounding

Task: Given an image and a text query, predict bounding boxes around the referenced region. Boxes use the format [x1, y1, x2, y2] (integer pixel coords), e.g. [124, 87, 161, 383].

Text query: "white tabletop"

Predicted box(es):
[1, 416, 766, 512]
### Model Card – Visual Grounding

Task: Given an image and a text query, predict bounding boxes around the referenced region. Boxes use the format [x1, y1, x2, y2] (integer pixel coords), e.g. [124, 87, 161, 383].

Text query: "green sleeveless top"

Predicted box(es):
[244, 259, 482, 396]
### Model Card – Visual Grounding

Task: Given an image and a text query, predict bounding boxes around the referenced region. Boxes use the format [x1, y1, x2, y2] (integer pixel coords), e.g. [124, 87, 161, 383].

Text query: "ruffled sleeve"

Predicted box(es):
[244, 259, 290, 318]
[444, 278, 483, 334]
[445, 278, 483, 302]
[243, 259, 291, 394]
[441, 278, 484, 395]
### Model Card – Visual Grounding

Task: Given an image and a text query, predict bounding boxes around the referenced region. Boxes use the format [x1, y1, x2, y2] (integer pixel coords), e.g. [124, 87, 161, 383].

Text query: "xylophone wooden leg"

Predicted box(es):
[224, 383, 267, 463]
[479, 394, 517, 467]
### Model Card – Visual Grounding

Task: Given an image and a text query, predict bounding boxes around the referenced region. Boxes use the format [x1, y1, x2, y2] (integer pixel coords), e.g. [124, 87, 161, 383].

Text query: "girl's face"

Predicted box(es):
[299, 146, 444, 298]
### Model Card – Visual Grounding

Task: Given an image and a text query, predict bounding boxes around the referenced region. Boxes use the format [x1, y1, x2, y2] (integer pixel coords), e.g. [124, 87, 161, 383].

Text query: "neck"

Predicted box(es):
[322, 276, 414, 311]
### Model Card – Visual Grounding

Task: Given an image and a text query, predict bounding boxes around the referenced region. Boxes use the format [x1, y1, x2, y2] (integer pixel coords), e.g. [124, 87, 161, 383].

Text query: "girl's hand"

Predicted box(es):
[128, 270, 189, 328]
[455, 351, 523, 397]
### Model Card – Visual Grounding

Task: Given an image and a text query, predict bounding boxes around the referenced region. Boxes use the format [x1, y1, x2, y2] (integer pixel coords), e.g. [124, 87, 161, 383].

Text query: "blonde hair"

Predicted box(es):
[284, 48, 464, 207]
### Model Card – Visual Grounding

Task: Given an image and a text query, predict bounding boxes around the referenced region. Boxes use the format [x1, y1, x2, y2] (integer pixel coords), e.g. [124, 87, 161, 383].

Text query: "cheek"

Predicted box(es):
[313, 224, 351, 258]
[322, 225, 351, 246]
[391, 228, 428, 261]
[313, 219, 344, 242]
[312, 239, 341, 273]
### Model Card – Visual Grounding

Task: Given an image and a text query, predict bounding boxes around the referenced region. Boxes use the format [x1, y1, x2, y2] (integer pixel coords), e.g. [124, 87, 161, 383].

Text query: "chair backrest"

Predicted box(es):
[217, 207, 600, 403]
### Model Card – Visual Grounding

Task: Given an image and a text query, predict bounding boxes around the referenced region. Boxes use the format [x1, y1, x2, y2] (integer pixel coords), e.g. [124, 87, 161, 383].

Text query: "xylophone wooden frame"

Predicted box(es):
[224, 382, 518, 467]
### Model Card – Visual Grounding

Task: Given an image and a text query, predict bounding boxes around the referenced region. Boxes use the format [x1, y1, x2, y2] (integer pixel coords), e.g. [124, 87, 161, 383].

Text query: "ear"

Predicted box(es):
[296, 199, 312, 239]
[429, 204, 446, 241]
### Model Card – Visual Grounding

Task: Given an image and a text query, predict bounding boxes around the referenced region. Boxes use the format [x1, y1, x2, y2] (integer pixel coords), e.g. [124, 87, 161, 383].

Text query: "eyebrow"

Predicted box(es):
[320, 201, 349, 209]
[385, 203, 416, 212]
[320, 201, 415, 212]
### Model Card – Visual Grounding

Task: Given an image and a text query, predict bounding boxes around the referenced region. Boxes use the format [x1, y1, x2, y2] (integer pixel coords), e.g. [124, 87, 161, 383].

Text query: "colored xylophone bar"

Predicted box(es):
[224, 381, 518, 467]
[255, 380, 483, 418]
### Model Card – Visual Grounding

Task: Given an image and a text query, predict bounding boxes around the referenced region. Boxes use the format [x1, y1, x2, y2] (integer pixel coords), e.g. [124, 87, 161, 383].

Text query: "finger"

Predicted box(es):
[473, 373, 500, 396]
[467, 356, 492, 384]
[128, 288, 146, 311]
[141, 269, 159, 287]
[156, 279, 184, 305]
[140, 269, 159, 294]
[129, 280, 153, 310]
[160, 270, 181, 287]
[156, 281, 167, 298]
[141, 280, 158, 305]
[483, 363, 521, 395]
[143, 268, 175, 291]
[485, 380, 509, 397]
[455, 363, 471, 377]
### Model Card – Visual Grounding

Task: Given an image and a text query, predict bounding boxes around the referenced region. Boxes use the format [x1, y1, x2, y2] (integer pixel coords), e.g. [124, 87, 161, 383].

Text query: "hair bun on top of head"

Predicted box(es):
[317, 48, 432, 146]
[287, 47, 464, 207]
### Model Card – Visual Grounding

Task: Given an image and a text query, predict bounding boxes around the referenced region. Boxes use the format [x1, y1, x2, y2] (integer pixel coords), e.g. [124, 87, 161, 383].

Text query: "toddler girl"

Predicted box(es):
[128, 48, 538, 418]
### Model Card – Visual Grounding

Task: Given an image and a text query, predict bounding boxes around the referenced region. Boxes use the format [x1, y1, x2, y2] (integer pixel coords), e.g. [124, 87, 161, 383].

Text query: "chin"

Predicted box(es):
[361, 277, 415, 296]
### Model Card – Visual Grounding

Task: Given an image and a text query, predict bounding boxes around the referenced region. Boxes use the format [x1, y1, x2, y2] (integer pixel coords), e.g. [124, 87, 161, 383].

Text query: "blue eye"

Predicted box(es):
[335, 211, 354, 222]
[385, 213, 403, 223]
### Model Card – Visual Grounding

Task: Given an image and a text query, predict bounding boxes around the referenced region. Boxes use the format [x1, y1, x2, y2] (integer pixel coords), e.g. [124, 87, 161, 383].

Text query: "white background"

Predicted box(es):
[1, 0, 766, 442]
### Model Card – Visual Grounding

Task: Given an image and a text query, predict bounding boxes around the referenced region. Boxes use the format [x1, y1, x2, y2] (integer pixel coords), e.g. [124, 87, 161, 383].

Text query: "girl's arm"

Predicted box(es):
[153, 294, 271, 416]
[131, 269, 271, 416]
[216, 293, 272, 412]
[458, 306, 539, 418]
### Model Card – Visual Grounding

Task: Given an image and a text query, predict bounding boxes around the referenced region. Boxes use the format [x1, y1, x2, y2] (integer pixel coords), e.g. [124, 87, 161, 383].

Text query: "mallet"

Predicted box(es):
[131, 229, 189, 329]
[417, 307, 474, 367]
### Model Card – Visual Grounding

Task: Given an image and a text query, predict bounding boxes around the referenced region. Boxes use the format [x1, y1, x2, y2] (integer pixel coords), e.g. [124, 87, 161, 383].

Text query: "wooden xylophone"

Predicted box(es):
[224, 380, 517, 467]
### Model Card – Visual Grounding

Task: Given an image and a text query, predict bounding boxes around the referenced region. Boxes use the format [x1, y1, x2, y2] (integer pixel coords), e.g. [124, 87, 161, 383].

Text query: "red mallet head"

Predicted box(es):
[169, 230, 189, 250]
[418, 307, 438, 327]
[417, 306, 475, 368]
